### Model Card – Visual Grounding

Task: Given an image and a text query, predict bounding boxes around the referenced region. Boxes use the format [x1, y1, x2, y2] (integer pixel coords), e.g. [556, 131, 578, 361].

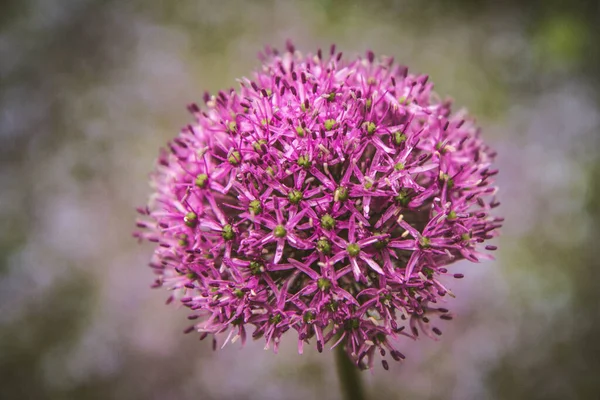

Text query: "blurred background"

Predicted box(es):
[1, 0, 599, 399]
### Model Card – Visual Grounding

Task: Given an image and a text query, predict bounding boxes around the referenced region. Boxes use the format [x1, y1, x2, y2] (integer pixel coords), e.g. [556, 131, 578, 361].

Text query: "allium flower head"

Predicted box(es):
[135, 42, 502, 370]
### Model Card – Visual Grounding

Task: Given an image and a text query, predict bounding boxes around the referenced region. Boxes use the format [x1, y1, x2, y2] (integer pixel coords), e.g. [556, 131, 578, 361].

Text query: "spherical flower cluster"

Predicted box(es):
[135, 42, 502, 370]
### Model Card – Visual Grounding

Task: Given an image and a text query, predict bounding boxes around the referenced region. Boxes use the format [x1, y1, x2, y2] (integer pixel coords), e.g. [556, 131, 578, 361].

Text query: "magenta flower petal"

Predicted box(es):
[359, 252, 385, 275]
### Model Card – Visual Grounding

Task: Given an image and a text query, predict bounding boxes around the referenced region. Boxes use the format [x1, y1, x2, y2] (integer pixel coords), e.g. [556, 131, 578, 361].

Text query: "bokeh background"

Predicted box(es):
[1, 0, 599, 399]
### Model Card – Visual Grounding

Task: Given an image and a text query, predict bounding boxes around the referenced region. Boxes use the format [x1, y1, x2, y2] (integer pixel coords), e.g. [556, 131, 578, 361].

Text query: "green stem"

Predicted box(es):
[335, 344, 366, 400]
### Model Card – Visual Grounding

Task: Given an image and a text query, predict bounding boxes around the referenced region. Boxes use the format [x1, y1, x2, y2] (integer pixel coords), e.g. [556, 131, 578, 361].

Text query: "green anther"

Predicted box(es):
[334, 186, 349, 202]
[393, 131, 407, 145]
[344, 318, 360, 330]
[366, 98, 372, 109]
[347, 243, 360, 257]
[365, 121, 376, 134]
[274, 225, 287, 238]
[301, 102, 308, 112]
[295, 126, 305, 137]
[394, 162, 405, 171]
[316, 238, 331, 254]
[324, 119, 336, 130]
[260, 118, 268, 126]
[252, 139, 267, 152]
[228, 150, 241, 165]
[195, 173, 208, 188]
[264, 89, 272, 97]
[270, 314, 282, 324]
[326, 92, 336, 102]
[303, 311, 315, 322]
[266, 166, 275, 176]
[461, 233, 471, 242]
[375, 332, 386, 344]
[288, 190, 303, 204]
[419, 236, 431, 249]
[297, 155, 311, 168]
[233, 289, 245, 298]
[320, 214, 335, 230]
[184, 212, 197, 227]
[364, 181, 373, 190]
[222, 224, 234, 241]
[249, 199, 262, 215]
[228, 121, 237, 132]
[447, 210, 457, 220]
[317, 277, 331, 291]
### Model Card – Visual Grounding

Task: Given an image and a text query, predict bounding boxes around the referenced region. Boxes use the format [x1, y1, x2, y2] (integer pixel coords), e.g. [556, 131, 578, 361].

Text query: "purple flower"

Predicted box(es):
[135, 42, 502, 370]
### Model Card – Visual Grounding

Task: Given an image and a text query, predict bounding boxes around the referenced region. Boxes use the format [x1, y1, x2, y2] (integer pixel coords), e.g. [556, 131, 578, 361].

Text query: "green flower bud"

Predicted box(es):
[249, 199, 262, 215]
[324, 119, 336, 130]
[195, 173, 208, 188]
[316, 238, 332, 254]
[222, 224, 235, 241]
[274, 225, 287, 238]
[228, 150, 241, 165]
[347, 243, 360, 257]
[393, 131, 407, 145]
[317, 277, 331, 291]
[320, 214, 335, 230]
[184, 212, 198, 227]
[288, 190, 303, 204]
[334, 186, 349, 202]
[297, 155, 311, 168]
